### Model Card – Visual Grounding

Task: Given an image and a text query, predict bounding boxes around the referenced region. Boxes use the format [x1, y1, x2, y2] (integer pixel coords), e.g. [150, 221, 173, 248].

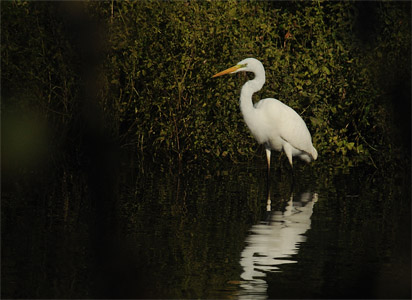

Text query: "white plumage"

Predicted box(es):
[213, 58, 317, 170]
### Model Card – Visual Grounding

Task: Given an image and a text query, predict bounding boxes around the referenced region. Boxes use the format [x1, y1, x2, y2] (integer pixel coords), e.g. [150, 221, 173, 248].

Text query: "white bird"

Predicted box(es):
[212, 58, 317, 173]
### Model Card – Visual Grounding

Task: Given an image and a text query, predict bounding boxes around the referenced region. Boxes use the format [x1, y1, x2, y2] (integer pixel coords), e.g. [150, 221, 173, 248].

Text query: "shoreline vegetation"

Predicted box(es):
[2, 1, 410, 171]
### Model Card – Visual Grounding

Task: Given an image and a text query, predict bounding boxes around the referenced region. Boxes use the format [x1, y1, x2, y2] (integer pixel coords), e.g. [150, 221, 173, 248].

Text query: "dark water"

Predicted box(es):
[2, 158, 411, 299]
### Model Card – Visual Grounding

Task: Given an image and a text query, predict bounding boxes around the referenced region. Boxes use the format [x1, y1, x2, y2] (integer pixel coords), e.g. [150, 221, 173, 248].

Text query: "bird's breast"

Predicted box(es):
[243, 109, 283, 151]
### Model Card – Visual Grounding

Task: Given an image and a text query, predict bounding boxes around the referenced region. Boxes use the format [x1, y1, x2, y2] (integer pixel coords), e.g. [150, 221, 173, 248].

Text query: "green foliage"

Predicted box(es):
[99, 0, 410, 167]
[2, 1, 410, 168]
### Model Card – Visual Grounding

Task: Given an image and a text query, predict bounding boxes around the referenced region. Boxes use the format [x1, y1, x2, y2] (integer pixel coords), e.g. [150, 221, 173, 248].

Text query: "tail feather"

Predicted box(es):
[311, 147, 318, 161]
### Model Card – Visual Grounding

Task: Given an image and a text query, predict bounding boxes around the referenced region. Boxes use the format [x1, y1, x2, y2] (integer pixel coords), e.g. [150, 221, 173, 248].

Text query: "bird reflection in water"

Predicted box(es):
[238, 190, 318, 299]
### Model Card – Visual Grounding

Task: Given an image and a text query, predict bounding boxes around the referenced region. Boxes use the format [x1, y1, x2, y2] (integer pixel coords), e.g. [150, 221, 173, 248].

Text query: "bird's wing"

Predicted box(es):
[259, 99, 314, 155]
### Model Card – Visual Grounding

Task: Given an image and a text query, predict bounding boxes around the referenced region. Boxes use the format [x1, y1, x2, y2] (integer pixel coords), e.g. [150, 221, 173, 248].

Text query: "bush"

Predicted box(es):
[2, 1, 410, 168]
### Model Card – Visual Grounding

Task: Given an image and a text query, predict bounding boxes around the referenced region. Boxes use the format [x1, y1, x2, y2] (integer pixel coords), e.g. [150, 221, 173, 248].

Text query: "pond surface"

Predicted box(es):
[2, 157, 411, 299]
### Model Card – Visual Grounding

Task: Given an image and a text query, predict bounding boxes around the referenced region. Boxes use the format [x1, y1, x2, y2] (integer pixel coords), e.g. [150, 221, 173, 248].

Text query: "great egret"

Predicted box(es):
[212, 58, 317, 173]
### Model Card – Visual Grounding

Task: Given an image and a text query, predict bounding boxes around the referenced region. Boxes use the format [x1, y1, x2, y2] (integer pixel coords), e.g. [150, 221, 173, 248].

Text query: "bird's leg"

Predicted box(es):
[289, 161, 296, 187]
[265, 179, 272, 223]
[283, 144, 293, 168]
[265, 148, 271, 180]
[282, 143, 295, 181]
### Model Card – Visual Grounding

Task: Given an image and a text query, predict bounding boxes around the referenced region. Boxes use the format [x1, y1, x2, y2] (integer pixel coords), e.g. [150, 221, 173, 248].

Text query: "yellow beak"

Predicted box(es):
[212, 65, 241, 78]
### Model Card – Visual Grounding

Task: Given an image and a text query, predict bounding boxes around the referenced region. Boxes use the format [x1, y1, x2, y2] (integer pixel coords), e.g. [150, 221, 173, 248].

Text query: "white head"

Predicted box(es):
[212, 57, 265, 78]
[232, 58, 265, 75]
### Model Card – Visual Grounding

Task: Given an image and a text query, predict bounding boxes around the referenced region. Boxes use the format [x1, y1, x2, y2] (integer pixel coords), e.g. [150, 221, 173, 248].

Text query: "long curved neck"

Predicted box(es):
[239, 71, 265, 115]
